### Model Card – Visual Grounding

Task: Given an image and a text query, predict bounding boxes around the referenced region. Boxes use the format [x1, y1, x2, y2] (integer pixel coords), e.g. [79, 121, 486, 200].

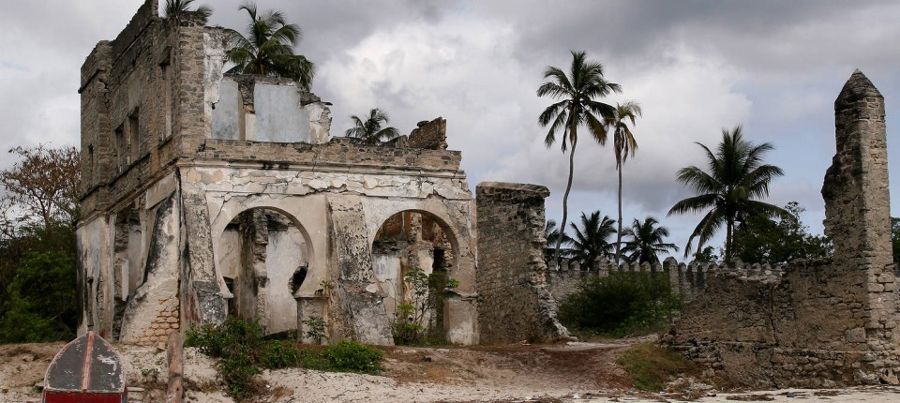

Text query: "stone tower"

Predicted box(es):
[822, 69, 898, 383]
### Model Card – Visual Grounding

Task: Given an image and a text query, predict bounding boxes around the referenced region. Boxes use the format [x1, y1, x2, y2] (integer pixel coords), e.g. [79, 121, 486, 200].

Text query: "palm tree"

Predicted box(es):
[225, 2, 314, 90]
[568, 211, 617, 268]
[345, 109, 400, 144]
[164, 0, 212, 24]
[667, 126, 787, 262]
[537, 51, 621, 266]
[606, 101, 642, 262]
[544, 219, 570, 264]
[621, 217, 678, 265]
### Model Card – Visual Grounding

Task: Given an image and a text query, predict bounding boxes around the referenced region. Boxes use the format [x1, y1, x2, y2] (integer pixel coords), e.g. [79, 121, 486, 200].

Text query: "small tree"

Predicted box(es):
[0, 145, 81, 231]
[0, 251, 78, 343]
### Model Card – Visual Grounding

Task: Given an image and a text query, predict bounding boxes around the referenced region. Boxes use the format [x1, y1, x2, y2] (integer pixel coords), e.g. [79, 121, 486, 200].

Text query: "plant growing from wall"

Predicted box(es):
[392, 266, 458, 345]
[302, 315, 327, 345]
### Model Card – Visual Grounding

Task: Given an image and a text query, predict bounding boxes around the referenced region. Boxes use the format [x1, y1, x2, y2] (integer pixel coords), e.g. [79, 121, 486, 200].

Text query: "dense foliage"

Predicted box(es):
[187, 317, 384, 400]
[558, 272, 682, 337]
[732, 201, 832, 263]
[0, 145, 80, 344]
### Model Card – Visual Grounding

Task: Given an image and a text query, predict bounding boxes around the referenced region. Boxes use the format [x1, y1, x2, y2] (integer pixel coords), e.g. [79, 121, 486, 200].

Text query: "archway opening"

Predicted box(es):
[371, 210, 456, 344]
[216, 208, 309, 335]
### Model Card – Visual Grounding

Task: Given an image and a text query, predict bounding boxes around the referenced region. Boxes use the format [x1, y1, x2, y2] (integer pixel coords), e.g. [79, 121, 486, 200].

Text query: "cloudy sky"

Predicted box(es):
[2, 0, 899, 259]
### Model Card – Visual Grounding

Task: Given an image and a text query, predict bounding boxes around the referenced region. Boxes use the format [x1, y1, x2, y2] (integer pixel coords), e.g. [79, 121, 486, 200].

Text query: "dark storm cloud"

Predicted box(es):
[1, 0, 899, 253]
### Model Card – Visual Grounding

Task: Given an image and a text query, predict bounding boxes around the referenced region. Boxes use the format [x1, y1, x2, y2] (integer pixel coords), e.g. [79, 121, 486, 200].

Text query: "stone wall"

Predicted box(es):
[663, 70, 900, 387]
[547, 257, 785, 303]
[476, 182, 570, 344]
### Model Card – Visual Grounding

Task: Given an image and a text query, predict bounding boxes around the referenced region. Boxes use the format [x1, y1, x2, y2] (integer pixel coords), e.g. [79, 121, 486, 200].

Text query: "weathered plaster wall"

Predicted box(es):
[664, 71, 900, 387]
[210, 76, 332, 143]
[475, 182, 570, 344]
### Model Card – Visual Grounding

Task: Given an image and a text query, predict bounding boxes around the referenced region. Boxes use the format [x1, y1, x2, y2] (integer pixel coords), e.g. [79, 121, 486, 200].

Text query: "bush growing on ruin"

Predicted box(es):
[187, 317, 384, 400]
[558, 272, 682, 337]
[392, 266, 459, 345]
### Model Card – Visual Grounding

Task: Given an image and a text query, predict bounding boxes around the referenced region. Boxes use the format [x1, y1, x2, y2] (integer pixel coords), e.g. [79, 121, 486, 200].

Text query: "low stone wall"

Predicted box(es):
[547, 258, 785, 303]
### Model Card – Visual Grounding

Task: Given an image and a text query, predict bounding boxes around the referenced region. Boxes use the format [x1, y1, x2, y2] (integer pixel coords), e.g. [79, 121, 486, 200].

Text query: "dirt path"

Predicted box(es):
[1, 338, 898, 403]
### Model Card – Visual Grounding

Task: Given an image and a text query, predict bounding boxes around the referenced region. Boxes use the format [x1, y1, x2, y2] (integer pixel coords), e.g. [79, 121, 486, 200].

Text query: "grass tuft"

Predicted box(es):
[617, 342, 697, 391]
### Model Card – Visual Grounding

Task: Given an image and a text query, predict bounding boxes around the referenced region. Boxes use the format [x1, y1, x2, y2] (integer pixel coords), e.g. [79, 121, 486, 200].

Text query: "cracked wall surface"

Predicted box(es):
[77, 0, 483, 347]
[663, 70, 900, 388]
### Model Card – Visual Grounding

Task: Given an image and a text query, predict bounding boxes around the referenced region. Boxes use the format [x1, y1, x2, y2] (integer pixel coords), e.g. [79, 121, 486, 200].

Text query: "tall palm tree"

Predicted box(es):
[163, 0, 212, 24]
[621, 217, 678, 265]
[544, 219, 570, 264]
[668, 126, 787, 262]
[345, 109, 400, 144]
[606, 101, 642, 262]
[568, 211, 617, 268]
[537, 51, 621, 265]
[225, 2, 314, 90]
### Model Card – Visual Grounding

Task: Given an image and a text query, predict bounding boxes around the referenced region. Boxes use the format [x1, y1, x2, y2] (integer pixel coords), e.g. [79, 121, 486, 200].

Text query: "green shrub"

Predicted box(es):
[0, 251, 78, 343]
[617, 343, 696, 391]
[558, 272, 682, 337]
[322, 341, 384, 374]
[186, 317, 384, 400]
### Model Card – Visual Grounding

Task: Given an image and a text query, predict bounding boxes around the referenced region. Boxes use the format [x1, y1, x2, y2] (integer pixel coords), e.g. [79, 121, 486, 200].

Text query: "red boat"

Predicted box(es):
[42, 332, 127, 403]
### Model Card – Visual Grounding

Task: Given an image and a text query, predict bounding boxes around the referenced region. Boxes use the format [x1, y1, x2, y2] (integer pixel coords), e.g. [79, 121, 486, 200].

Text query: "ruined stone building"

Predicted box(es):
[665, 70, 900, 387]
[77, 0, 567, 347]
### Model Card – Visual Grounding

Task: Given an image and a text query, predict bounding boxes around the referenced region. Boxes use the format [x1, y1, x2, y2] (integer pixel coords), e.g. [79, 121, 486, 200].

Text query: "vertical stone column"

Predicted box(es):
[822, 69, 899, 382]
[475, 182, 570, 344]
[327, 195, 393, 345]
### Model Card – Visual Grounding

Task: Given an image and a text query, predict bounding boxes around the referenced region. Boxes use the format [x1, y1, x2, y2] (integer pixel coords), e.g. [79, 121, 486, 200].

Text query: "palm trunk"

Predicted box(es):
[615, 164, 623, 263]
[725, 217, 733, 264]
[554, 138, 577, 266]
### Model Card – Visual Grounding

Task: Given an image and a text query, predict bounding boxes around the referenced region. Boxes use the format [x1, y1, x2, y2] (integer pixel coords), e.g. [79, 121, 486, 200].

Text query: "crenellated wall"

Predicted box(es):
[663, 70, 900, 388]
[546, 257, 786, 303]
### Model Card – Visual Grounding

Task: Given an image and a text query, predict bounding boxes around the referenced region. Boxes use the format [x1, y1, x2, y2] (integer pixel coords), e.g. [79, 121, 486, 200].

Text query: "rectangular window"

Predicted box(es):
[114, 124, 126, 171]
[128, 110, 140, 162]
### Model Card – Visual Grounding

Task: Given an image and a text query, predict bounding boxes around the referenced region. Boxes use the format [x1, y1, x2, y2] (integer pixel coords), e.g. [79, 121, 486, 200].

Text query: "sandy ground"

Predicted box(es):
[1, 338, 898, 403]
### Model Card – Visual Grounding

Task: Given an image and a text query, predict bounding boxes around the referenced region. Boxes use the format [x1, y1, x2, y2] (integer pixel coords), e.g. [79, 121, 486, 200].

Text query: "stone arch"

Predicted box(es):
[366, 202, 476, 344]
[212, 204, 313, 335]
[362, 200, 475, 296]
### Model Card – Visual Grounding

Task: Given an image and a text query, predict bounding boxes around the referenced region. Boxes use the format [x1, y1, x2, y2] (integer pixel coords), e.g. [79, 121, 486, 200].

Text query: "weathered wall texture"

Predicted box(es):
[476, 182, 570, 344]
[77, 0, 483, 347]
[664, 70, 900, 388]
[547, 257, 785, 303]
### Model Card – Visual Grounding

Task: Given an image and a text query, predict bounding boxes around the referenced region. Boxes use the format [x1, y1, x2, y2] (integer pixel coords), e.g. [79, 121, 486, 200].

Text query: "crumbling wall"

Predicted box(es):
[664, 70, 900, 387]
[475, 182, 570, 344]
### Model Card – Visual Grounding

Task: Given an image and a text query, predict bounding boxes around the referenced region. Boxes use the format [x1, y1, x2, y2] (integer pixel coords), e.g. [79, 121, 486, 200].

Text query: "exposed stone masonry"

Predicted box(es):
[476, 183, 570, 344]
[547, 257, 786, 303]
[663, 70, 900, 387]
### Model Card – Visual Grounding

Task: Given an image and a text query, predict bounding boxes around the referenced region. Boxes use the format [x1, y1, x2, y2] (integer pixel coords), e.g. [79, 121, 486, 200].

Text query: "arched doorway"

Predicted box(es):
[215, 208, 309, 335]
[371, 210, 456, 344]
